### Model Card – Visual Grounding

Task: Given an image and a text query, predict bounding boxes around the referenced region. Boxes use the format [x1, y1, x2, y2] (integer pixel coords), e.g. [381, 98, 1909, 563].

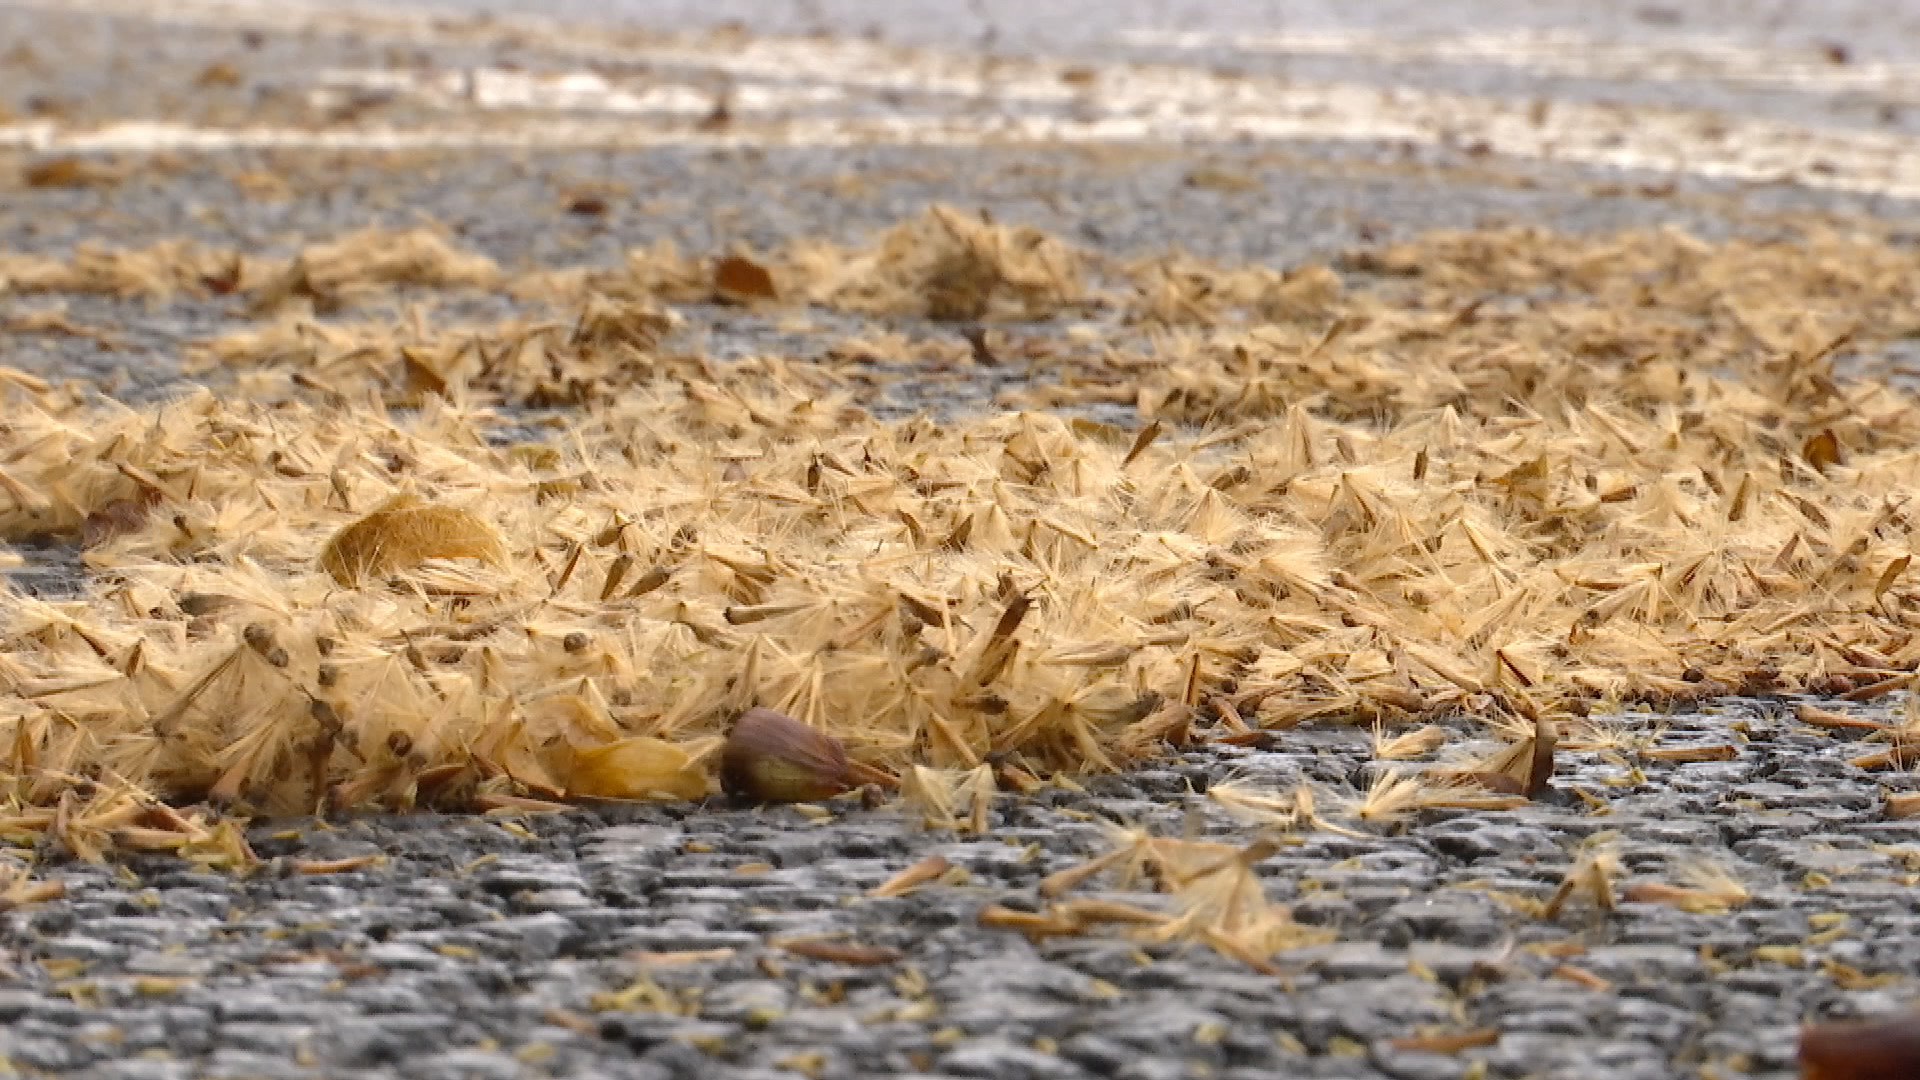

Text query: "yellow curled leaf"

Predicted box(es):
[319, 493, 507, 586]
[569, 737, 709, 801]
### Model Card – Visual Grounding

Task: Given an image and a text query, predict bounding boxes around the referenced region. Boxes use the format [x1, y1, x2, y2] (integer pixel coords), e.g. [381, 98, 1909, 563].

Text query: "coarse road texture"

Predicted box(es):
[3, 3, 1920, 1080]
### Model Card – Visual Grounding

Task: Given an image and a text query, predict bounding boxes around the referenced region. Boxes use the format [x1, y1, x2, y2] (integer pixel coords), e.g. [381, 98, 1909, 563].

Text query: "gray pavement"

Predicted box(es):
[6, 708, 1917, 1080]
[3, 3, 1920, 1080]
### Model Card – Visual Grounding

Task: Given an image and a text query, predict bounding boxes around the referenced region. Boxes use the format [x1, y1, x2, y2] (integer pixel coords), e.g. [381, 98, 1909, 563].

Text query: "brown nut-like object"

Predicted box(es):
[720, 707, 856, 803]
[1800, 1011, 1920, 1080]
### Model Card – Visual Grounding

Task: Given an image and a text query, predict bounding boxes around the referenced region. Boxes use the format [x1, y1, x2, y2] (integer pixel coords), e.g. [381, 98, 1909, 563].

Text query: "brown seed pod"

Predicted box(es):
[720, 707, 856, 803]
[1800, 1012, 1920, 1080]
[1525, 717, 1557, 798]
[713, 254, 778, 303]
[81, 496, 153, 549]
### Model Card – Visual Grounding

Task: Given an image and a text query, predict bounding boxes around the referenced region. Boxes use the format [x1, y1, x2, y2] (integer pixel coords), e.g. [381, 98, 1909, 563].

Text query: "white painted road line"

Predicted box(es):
[4, 0, 1920, 199]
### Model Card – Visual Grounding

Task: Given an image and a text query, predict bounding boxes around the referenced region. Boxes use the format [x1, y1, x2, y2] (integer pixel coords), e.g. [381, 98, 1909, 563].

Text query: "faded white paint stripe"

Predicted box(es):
[1117, 27, 1920, 101]
[3, 0, 1919, 200]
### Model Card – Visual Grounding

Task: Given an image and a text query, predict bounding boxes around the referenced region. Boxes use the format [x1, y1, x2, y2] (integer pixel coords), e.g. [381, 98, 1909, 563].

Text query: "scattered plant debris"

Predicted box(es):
[775, 938, 904, 965]
[250, 226, 501, 314]
[869, 854, 953, 897]
[22, 156, 121, 189]
[1011, 825, 1332, 970]
[1, 210, 1919, 891]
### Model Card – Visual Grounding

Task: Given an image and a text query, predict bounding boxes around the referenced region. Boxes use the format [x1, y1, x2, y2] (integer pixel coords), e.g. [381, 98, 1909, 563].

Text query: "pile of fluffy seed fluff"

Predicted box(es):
[2, 206, 1918, 901]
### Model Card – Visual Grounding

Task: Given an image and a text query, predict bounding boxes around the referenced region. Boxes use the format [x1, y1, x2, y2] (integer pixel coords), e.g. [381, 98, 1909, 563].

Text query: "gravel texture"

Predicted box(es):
[5, 3, 1920, 1079]
[4, 702, 1920, 1080]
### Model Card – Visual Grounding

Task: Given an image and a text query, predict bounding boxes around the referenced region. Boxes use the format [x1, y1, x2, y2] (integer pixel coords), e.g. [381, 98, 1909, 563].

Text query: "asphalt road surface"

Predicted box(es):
[2, 3, 1920, 1080]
